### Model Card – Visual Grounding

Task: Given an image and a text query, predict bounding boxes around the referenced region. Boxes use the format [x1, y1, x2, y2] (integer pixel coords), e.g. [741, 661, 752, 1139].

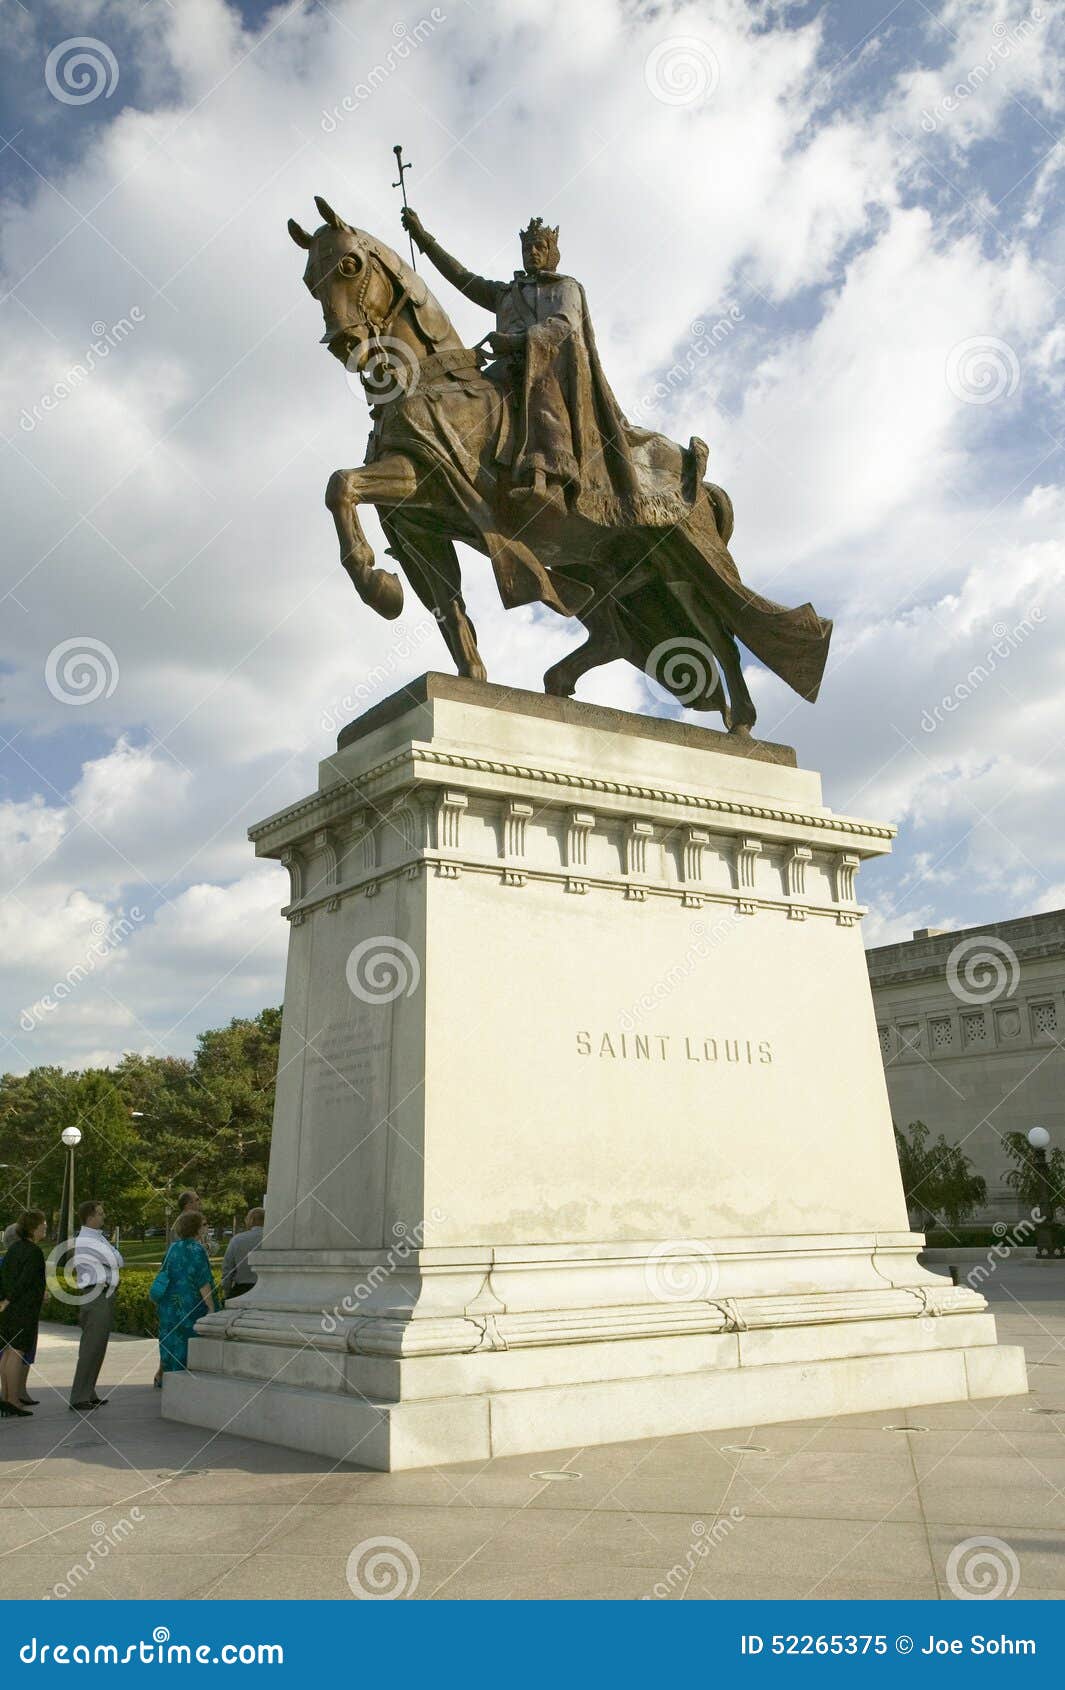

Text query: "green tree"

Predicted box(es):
[893, 1119, 987, 1230]
[0, 1066, 74, 1223]
[67, 1070, 158, 1232]
[148, 1010, 280, 1230]
[0, 1008, 282, 1236]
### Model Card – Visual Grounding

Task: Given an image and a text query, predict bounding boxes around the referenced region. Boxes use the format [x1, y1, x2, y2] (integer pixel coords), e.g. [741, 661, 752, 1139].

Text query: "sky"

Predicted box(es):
[0, 0, 1063, 1072]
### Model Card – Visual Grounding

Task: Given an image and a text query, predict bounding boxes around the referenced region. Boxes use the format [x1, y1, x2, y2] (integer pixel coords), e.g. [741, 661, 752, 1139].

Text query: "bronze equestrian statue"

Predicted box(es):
[287, 195, 831, 733]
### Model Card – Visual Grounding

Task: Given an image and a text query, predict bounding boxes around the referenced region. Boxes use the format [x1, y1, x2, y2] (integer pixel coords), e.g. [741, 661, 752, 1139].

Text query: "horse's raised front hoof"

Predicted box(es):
[360, 569, 404, 621]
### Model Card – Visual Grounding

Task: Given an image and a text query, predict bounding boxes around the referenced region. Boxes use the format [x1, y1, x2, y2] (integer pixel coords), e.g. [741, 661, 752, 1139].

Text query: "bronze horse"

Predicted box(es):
[288, 196, 831, 732]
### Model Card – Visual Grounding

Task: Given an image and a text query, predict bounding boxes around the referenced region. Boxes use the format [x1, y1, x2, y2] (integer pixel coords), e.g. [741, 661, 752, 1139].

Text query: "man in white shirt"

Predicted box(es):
[69, 1200, 123, 1412]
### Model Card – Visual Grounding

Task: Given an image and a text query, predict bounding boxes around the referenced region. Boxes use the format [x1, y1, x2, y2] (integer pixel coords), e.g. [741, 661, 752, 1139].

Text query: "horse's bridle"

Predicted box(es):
[321, 243, 416, 368]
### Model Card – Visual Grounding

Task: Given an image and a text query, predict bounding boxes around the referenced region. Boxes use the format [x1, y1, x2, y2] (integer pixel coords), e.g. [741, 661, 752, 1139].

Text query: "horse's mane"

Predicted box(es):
[352, 228, 454, 348]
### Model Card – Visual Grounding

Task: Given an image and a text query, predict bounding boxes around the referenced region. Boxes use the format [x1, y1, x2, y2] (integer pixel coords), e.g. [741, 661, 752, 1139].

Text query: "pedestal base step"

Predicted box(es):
[163, 1340, 1028, 1471]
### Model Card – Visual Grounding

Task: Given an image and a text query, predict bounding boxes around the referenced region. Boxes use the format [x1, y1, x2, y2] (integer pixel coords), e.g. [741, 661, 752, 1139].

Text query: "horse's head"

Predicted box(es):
[288, 196, 459, 372]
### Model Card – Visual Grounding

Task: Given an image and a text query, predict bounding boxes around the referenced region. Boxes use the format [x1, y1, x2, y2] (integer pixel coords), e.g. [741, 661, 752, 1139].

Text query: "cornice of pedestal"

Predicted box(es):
[249, 735, 894, 928]
[251, 742, 895, 853]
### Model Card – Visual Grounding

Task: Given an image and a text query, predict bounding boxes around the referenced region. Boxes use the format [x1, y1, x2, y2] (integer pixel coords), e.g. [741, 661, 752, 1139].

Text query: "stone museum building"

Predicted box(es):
[867, 910, 1065, 1223]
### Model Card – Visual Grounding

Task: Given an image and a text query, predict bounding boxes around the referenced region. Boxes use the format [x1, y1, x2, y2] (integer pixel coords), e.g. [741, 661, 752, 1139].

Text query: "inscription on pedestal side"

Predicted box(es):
[310, 1021, 389, 1106]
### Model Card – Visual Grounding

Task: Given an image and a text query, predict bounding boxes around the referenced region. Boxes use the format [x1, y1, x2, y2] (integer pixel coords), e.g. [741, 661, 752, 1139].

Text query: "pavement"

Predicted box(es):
[2, 1263, 1064, 1601]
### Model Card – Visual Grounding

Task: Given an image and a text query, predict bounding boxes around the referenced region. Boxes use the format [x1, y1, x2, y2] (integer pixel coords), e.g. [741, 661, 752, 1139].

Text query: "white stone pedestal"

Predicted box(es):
[163, 675, 1027, 1467]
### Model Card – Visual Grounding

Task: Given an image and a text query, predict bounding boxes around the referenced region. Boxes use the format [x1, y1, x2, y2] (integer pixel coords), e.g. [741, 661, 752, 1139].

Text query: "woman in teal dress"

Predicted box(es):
[153, 1209, 216, 1375]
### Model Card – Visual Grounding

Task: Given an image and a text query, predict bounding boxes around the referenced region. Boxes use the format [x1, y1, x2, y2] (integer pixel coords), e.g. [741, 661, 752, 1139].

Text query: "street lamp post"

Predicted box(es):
[60, 1126, 82, 1246]
[1027, 1127, 1060, 1258]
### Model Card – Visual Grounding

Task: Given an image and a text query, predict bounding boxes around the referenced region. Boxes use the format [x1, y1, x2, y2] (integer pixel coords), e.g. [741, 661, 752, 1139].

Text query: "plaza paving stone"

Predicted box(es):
[1, 1263, 1062, 1600]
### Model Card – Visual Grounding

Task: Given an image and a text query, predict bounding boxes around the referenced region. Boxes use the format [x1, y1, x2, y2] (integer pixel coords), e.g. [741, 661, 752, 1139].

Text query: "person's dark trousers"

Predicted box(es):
[69, 1290, 115, 1406]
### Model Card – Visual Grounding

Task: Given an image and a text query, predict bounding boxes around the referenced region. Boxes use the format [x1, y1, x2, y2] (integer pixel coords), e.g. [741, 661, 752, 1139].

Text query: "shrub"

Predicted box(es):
[43, 1270, 160, 1338]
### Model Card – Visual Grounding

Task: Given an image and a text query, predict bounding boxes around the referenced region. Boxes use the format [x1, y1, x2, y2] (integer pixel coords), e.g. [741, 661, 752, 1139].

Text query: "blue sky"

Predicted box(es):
[1, 0, 1063, 1069]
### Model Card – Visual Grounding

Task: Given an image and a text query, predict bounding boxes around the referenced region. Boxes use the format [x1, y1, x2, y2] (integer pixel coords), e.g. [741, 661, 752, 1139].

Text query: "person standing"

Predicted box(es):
[0, 1223, 36, 1406]
[156, 1191, 202, 1386]
[167, 1190, 201, 1243]
[0, 1211, 47, 1418]
[220, 1207, 264, 1301]
[69, 1200, 123, 1413]
[153, 1210, 216, 1379]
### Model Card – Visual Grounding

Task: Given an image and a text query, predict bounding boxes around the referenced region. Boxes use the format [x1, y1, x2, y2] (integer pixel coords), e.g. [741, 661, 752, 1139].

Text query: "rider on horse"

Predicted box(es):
[402, 208, 706, 531]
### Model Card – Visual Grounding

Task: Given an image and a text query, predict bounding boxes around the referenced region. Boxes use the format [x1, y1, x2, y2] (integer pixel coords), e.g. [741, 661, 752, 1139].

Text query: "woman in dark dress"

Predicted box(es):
[0, 1210, 47, 1418]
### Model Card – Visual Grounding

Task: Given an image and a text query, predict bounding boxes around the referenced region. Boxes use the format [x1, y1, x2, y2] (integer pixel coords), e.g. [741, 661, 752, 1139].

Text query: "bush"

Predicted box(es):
[924, 1226, 1033, 1249]
[43, 1270, 160, 1338]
